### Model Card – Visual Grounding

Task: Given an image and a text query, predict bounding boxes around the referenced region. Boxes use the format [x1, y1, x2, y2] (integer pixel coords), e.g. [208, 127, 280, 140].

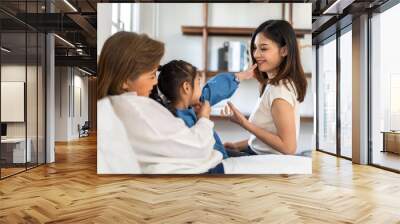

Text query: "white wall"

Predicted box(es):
[54, 67, 89, 141]
[1, 63, 46, 163]
[292, 3, 313, 29]
[55, 67, 68, 141]
[155, 3, 204, 68]
[1, 66, 25, 127]
[1, 65, 26, 140]
[73, 74, 89, 138]
[1, 65, 40, 138]
[97, 3, 113, 56]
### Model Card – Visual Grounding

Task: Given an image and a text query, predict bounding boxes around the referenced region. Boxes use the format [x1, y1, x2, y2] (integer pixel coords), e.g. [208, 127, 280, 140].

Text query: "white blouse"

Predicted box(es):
[248, 80, 300, 155]
[98, 92, 222, 174]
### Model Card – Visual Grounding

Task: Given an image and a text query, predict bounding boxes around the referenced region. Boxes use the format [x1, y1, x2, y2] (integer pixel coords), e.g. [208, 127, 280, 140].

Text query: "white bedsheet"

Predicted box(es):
[222, 155, 312, 174]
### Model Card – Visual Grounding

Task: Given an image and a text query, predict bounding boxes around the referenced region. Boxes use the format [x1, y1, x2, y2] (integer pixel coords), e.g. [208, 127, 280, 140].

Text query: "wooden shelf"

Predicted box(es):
[202, 71, 311, 79]
[199, 70, 229, 78]
[182, 26, 310, 38]
[300, 116, 314, 122]
[211, 115, 314, 122]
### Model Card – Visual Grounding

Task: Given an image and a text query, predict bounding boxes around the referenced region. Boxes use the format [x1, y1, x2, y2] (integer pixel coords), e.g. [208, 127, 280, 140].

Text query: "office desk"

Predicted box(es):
[1, 138, 31, 163]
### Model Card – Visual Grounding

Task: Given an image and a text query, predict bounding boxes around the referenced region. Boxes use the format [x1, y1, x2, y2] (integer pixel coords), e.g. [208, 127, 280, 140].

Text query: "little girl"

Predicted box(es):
[152, 60, 255, 159]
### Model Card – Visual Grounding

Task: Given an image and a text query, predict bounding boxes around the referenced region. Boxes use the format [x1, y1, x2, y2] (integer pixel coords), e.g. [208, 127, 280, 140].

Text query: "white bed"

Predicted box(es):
[222, 155, 311, 174]
[97, 99, 312, 175]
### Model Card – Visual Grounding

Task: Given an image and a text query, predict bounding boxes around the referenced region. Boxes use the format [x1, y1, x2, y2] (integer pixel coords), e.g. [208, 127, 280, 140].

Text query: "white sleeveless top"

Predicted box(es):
[248, 80, 300, 155]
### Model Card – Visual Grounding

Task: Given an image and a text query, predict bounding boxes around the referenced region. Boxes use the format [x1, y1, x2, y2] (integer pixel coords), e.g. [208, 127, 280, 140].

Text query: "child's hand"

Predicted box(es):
[193, 103, 201, 115]
[235, 64, 257, 81]
[197, 100, 211, 119]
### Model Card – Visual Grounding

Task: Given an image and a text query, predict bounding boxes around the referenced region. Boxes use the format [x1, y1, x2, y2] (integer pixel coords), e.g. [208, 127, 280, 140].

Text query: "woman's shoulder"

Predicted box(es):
[263, 79, 298, 107]
[110, 92, 175, 117]
[266, 79, 296, 94]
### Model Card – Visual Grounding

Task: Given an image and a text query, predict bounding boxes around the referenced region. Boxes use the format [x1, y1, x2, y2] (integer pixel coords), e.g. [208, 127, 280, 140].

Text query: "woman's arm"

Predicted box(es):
[226, 100, 297, 155]
[113, 96, 217, 159]
[224, 139, 249, 151]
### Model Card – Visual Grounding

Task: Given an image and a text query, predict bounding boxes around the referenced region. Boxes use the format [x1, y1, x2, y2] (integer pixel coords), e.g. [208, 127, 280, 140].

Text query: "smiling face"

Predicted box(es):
[122, 65, 159, 97]
[253, 33, 287, 76]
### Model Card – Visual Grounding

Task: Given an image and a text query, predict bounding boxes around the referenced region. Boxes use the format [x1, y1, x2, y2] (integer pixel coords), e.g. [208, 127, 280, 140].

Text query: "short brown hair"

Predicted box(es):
[250, 20, 307, 102]
[97, 31, 164, 99]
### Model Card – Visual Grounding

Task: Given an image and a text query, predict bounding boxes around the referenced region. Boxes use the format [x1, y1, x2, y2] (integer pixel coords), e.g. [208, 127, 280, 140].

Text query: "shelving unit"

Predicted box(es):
[182, 26, 310, 38]
[181, 3, 312, 79]
[210, 114, 314, 122]
[180, 3, 313, 121]
[202, 70, 312, 79]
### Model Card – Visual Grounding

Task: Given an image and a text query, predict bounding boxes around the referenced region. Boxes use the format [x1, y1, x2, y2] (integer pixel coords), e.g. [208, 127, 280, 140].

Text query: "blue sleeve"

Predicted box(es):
[200, 73, 239, 106]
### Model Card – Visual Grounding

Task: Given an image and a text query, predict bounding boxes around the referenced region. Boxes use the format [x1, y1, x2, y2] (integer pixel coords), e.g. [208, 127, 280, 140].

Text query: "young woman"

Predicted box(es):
[152, 60, 255, 159]
[97, 32, 223, 174]
[223, 20, 308, 156]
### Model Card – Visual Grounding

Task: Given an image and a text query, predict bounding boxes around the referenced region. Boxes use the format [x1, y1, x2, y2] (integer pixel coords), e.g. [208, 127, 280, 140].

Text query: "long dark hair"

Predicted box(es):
[250, 20, 307, 102]
[150, 60, 198, 115]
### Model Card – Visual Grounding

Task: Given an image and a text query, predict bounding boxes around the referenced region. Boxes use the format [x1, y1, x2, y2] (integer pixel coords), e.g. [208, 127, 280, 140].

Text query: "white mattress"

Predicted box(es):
[222, 155, 312, 174]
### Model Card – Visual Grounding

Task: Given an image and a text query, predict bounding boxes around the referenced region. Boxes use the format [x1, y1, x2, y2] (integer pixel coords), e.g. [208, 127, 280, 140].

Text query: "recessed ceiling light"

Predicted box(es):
[1, 47, 11, 53]
[54, 34, 75, 48]
[63, 0, 78, 12]
[78, 67, 93, 76]
[323, 0, 354, 15]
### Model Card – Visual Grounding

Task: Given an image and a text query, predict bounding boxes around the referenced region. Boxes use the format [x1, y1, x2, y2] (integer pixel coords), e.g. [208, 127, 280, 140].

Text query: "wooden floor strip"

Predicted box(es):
[0, 135, 399, 223]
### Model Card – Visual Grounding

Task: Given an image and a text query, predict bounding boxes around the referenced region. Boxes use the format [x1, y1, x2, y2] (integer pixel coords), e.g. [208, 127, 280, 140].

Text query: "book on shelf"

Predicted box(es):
[217, 42, 229, 71]
[217, 41, 250, 72]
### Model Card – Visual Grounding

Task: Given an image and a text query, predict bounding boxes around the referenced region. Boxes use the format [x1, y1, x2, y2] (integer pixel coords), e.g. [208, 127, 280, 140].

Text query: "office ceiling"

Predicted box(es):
[311, 0, 390, 43]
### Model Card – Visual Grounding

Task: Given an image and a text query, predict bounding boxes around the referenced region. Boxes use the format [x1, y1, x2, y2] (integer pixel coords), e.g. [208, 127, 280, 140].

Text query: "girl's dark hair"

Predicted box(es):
[150, 60, 198, 115]
[250, 20, 307, 102]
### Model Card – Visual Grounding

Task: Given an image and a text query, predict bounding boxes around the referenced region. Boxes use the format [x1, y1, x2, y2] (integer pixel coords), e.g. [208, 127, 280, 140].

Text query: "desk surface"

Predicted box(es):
[381, 131, 400, 134]
[1, 138, 27, 143]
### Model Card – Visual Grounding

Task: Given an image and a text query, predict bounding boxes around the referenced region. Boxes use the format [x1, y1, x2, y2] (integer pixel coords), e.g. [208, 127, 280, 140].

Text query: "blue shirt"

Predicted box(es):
[175, 73, 239, 159]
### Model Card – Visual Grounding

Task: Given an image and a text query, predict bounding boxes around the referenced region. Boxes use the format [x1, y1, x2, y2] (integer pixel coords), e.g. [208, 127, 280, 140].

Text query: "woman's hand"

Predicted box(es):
[197, 100, 211, 119]
[235, 64, 257, 81]
[224, 142, 239, 151]
[221, 102, 248, 127]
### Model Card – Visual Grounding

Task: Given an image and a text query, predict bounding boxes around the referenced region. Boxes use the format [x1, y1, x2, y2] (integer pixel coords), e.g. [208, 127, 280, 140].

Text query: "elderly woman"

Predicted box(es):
[97, 31, 223, 174]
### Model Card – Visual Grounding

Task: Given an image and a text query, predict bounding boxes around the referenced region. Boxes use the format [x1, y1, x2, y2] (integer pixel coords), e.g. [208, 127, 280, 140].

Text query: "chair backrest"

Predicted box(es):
[82, 121, 90, 130]
[97, 97, 141, 174]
